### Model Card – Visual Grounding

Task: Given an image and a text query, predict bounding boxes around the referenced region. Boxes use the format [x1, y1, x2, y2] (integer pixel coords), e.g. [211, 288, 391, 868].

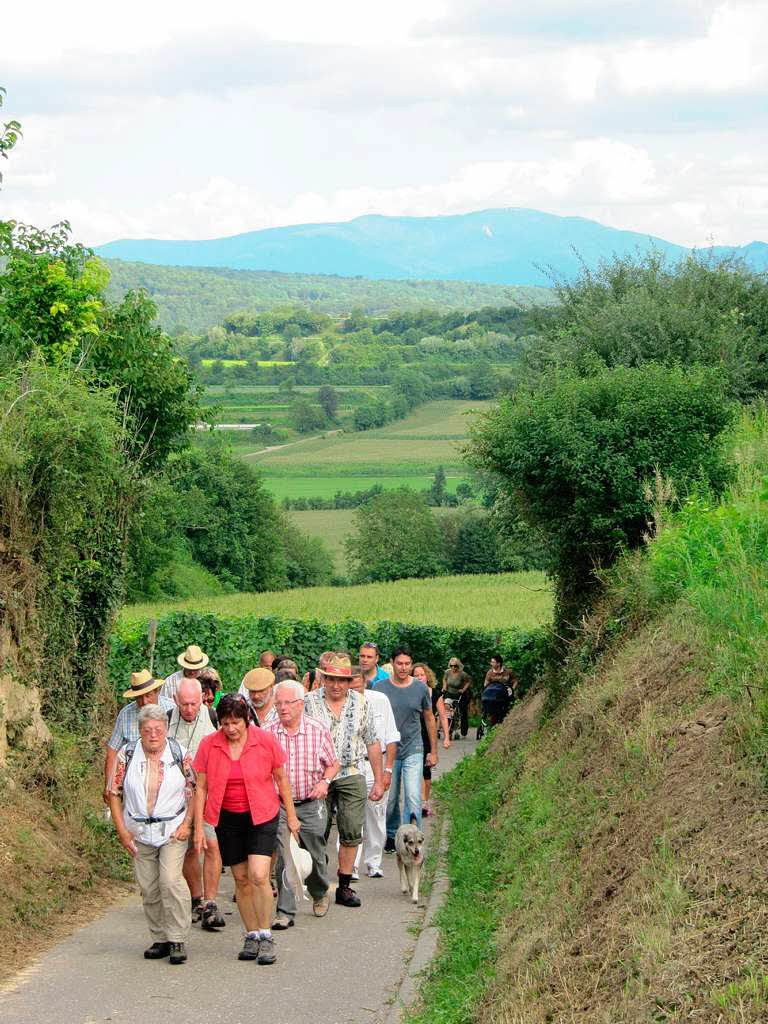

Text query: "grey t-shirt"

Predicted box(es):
[375, 679, 431, 760]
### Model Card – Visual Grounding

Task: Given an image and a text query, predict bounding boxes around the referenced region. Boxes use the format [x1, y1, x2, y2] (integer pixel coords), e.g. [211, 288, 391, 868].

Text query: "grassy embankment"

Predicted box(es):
[413, 406, 768, 1024]
[121, 570, 552, 631]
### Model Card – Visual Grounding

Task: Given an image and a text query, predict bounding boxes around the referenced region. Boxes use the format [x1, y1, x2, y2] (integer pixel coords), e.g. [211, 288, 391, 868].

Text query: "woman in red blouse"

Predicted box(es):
[193, 694, 299, 965]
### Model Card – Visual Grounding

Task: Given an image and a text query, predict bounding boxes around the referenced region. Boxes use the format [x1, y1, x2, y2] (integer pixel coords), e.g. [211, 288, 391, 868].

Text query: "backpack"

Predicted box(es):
[123, 735, 185, 775]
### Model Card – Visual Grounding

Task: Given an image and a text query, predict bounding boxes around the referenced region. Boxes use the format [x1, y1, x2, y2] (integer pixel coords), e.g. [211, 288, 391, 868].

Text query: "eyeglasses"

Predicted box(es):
[274, 699, 303, 707]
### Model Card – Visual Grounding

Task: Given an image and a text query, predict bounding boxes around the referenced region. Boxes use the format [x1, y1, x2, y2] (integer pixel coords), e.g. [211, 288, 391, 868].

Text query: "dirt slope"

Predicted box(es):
[482, 612, 768, 1023]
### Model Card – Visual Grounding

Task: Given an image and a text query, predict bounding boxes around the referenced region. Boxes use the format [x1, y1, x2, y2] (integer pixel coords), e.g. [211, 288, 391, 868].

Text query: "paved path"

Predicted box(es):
[0, 739, 476, 1024]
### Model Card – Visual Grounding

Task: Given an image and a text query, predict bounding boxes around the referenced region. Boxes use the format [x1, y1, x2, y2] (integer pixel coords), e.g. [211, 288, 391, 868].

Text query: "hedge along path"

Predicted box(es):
[109, 611, 550, 699]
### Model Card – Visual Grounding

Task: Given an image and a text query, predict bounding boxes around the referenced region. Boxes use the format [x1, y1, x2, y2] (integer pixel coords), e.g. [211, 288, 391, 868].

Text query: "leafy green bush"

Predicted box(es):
[470, 362, 734, 635]
[536, 250, 768, 401]
[346, 488, 448, 583]
[110, 610, 549, 698]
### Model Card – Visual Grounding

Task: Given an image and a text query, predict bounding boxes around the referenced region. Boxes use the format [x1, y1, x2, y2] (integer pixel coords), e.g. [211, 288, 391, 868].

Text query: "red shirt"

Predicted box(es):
[221, 759, 249, 813]
[193, 725, 286, 826]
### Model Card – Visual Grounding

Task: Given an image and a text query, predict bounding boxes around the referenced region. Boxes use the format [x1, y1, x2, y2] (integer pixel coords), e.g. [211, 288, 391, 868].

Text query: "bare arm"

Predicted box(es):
[424, 708, 438, 765]
[436, 696, 451, 748]
[103, 746, 117, 804]
[366, 740, 384, 801]
[194, 771, 208, 852]
[108, 792, 137, 856]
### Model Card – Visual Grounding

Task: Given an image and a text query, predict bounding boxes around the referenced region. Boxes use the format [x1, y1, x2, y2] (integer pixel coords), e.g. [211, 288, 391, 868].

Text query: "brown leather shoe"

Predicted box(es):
[313, 892, 331, 917]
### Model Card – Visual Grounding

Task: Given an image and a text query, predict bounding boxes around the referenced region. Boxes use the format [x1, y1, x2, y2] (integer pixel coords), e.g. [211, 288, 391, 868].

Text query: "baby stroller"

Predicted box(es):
[476, 682, 511, 740]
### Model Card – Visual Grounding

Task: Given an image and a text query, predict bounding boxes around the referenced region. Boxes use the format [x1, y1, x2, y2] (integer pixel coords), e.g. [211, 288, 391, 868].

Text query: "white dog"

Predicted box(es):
[395, 815, 425, 904]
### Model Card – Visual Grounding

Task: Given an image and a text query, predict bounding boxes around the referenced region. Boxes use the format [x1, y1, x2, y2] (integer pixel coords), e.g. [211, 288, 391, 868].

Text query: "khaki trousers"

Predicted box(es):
[134, 838, 191, 943]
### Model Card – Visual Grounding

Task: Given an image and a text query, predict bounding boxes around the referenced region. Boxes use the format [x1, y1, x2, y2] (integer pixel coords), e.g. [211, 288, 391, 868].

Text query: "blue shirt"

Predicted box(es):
[367, 667, 390, 688]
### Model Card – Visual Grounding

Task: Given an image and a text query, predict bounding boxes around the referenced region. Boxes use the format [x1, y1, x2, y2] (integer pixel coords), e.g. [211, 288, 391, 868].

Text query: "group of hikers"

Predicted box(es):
[104, 641, 518, 966]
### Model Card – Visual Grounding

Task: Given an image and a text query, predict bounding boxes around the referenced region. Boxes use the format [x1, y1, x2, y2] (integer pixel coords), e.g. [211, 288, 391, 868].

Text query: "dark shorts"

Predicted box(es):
[215, 809, 279, 865]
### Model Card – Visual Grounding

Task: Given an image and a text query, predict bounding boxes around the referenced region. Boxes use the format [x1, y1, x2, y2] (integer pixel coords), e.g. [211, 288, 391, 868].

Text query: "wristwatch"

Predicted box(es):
[383, 767, 392, 775]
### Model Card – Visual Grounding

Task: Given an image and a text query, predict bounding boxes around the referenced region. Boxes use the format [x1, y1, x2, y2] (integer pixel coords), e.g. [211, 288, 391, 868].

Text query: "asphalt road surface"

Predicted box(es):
[0, 737, 476, 1024]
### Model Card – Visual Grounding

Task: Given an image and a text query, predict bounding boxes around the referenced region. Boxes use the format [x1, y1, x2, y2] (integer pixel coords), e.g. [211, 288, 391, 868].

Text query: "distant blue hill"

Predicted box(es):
[95, 208, 768, 286]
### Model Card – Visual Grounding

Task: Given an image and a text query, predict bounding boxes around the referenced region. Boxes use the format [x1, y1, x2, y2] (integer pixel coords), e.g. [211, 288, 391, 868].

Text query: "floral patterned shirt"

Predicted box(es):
[304, 688, 378, 777]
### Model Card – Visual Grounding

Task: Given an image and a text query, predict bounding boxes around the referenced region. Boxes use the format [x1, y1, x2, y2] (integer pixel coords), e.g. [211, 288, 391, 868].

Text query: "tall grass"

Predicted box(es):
[642, 403, 768, 766]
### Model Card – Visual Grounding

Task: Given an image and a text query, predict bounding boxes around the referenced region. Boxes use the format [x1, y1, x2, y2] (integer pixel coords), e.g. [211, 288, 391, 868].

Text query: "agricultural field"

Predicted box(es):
[122, 571, 552, 631]
[245, 399, 488, 501]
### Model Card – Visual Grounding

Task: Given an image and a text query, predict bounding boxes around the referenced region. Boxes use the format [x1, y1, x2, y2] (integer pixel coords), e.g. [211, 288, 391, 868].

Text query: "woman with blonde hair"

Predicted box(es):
[412, 663, 450, 818]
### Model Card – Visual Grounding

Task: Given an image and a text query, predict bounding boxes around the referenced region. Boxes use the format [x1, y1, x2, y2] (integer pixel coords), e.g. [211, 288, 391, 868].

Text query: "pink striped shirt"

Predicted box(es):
[265, 715, 338, 802]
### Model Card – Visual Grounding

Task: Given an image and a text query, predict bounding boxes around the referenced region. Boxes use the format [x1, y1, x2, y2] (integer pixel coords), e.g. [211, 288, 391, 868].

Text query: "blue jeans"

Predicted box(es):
[386, 752, 423, 839]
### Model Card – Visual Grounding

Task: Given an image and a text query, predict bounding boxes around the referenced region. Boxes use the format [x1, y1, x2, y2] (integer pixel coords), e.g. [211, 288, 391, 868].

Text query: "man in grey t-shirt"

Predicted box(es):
[375, 646, 437, 847]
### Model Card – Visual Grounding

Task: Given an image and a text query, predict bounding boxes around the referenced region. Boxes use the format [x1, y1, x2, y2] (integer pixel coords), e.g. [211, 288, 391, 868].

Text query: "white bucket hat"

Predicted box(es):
[282, 834, 312, 903]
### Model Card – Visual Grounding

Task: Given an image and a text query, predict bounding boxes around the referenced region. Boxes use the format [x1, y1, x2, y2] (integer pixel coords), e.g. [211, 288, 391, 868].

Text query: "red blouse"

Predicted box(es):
[193, 725, 286, 826]
[221, 759, 249, 813]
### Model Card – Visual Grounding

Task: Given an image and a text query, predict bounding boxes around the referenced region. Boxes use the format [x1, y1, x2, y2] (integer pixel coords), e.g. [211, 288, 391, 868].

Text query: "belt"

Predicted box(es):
[128, 805, 186, 824]
[293, 797, 319, 806]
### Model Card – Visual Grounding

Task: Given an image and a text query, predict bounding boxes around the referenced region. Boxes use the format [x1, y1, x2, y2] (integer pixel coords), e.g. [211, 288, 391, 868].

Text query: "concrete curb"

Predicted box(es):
[384, 815, 451, 1024]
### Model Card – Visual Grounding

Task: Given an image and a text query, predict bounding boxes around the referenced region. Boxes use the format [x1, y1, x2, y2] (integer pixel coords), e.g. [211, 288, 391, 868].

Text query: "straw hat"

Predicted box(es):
[177, 645, 209, 671]
[320, 653, 353, 679]
[282, 834, 312, 904]
[242, 667, 275, 692]
[122, 669, 163, 699]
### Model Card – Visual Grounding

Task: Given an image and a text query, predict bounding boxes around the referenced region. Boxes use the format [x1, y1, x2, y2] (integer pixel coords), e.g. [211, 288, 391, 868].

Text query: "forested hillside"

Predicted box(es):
[94, 207, 768, 285]
[104, 259, 552, 332]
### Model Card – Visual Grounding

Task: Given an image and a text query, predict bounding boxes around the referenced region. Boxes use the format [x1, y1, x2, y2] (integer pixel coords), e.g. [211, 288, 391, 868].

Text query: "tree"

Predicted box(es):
[165, 442, 286, 591]
[0, 87, 22, 186]
[292, 398, 326, 434]
[281, 520, 335, 587]
[346, 489, 448, 583]
[469, 363, 734, 633]
[536, 250, 768, 401]
[317, 385, 339, 421]
[91, 290, 201, 468]
[427, 465, 447, 506]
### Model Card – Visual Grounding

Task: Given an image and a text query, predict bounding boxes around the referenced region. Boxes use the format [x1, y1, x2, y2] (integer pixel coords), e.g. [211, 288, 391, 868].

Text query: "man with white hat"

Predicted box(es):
[265, 680, 339, 927]
[240, 667, 279, 728]
[160, 645, 210, 701]
[104, 670, 175, 802]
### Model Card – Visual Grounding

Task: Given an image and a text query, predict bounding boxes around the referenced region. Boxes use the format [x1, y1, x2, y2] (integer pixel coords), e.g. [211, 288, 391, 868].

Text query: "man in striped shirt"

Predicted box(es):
[266, 680, 339, 928]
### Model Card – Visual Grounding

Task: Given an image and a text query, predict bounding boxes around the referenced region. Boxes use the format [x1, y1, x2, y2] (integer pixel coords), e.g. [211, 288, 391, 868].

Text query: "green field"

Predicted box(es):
[122, 571, 552, 631]
[239, 399, 488, 501]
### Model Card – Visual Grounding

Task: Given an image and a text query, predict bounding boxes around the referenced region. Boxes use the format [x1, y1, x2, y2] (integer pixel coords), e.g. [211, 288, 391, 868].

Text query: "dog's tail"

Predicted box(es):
[410, 813, 419, 825]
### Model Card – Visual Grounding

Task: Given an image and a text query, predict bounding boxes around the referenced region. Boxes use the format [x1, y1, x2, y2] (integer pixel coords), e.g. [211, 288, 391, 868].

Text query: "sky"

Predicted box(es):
[2, 0, 768, 248]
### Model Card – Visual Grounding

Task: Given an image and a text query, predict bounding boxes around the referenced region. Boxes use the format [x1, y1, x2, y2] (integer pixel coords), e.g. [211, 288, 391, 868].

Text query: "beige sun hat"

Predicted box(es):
[177, 645, 209, 671]
[321, 653, 353, 679]
[122, 669, 163, 699]
[242, 667, 276, 692]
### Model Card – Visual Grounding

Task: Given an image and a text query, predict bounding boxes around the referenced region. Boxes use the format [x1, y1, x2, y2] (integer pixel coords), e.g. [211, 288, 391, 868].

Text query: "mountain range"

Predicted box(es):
[95, 208, 768, 287]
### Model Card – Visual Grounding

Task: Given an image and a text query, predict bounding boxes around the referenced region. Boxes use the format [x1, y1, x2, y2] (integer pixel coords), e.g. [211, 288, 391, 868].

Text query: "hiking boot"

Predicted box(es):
[384, 837, 396, 853]
[191, 896, 203, 923]
[200, 900, 226, 931]
[144, 941, 171, 959]
[272, 913, 294, 930]
[335, 884, 361, 908]
[238, 935, 260, 960]
[257, 935, 277, 965]
[313, 892, 330, 917]
[169, 942, 187, 965]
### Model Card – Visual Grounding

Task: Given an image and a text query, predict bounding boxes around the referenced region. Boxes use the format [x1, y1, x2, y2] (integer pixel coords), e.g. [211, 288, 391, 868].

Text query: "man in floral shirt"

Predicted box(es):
[304, 654, 384, 907]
